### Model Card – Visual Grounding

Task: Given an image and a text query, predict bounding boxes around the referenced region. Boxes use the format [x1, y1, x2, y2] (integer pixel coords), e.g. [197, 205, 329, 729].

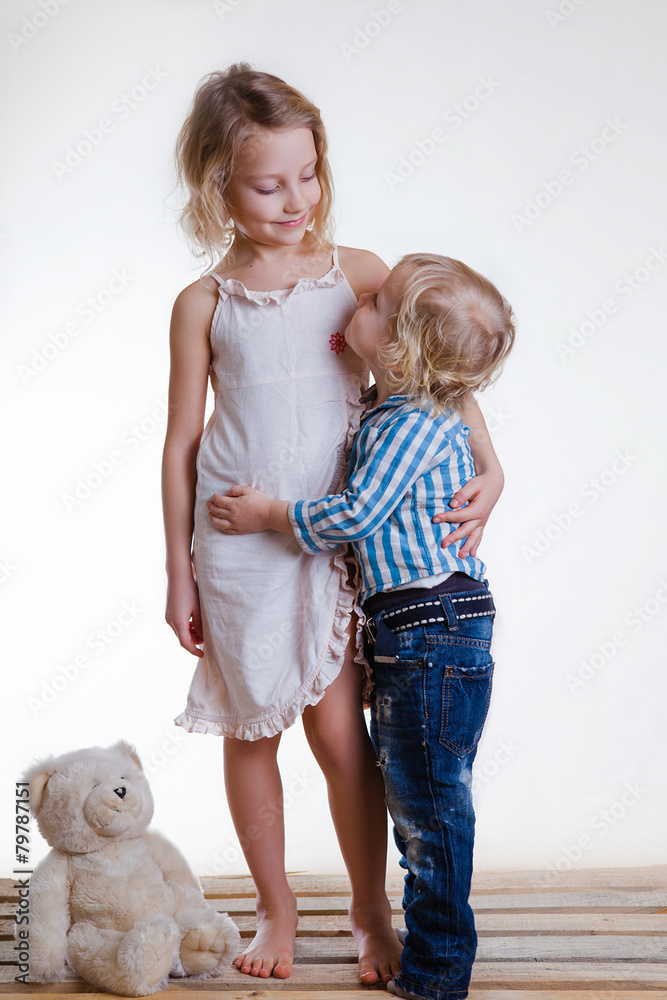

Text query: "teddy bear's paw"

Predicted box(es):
[180, 925, 230, 976]
[57, 964, 81, 981]
[179, 912, 241, 979]
[27, 963, 72, 983]
[116, 915, 177, 993]
[141, 932, 174, 988]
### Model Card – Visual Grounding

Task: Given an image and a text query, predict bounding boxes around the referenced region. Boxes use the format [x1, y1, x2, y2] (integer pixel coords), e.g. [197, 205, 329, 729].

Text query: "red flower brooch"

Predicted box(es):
[329, 331, 346, 354]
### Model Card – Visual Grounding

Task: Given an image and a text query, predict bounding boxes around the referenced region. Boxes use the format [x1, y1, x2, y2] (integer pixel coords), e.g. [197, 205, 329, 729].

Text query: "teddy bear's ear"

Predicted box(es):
[22, 760, 55, 816]
[112, 740, 144, 772]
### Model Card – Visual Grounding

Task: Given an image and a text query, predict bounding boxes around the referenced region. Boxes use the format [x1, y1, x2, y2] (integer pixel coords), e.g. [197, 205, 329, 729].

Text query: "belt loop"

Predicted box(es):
[438, 594, 458, 630]
[363, 613, 378, 644]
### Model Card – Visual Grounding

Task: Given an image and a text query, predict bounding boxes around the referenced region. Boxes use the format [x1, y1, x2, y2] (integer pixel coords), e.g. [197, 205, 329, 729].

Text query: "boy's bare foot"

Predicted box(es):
[234, 894, 298, 979]
[350, 901, 403, 984]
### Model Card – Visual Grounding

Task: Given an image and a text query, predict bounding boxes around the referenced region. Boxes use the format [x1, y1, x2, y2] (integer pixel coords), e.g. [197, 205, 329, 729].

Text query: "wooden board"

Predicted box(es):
[0, 993, 665, 1000]
[1, 867, 665, 996]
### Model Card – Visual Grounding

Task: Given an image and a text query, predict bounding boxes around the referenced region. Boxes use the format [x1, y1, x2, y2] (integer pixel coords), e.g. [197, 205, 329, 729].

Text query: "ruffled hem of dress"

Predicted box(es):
[174, 545, 367, 741]
[345, 549, 374, 707]
[211, 262, 344, 306]
[176, 456, 369, 741]
[336, 380, 372, 700]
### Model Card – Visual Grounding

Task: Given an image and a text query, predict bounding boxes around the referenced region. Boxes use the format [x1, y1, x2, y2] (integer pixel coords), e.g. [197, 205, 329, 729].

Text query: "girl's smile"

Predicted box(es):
[274, 214, 307, 227]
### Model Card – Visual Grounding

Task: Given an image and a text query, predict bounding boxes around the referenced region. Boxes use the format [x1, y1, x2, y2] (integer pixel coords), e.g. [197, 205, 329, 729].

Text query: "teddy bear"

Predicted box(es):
[16, 740, 241, 996]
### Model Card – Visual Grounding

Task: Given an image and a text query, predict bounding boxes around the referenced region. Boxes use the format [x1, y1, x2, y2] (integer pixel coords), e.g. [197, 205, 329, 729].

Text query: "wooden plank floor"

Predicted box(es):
[0, 866, 665, 997]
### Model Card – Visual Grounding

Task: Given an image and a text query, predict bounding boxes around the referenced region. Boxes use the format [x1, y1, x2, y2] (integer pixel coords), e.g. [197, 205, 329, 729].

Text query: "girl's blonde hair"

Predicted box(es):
[379, 254, 516, 414]
[175, 63, 335, 271]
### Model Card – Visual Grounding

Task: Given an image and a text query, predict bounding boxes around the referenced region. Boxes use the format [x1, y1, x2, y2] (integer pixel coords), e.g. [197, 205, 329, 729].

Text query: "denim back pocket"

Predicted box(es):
[439, 655, 494, 757]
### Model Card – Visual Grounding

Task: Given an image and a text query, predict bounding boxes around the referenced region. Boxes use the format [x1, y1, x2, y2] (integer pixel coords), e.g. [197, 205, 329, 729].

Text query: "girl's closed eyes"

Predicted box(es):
[255, 172, 318, 195]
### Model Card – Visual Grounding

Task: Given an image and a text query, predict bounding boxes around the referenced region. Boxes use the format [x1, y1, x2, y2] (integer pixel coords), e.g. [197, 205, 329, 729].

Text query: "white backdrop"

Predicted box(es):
[2, 0, 665, 880]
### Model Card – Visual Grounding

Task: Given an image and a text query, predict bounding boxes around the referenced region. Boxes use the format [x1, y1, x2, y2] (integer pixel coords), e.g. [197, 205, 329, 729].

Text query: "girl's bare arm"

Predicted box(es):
[162, 279, 216, 656]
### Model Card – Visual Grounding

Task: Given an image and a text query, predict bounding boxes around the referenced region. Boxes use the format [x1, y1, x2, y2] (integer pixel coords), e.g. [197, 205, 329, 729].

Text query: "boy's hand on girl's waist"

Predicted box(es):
[433, 471, 504, 559]
[207, 485, 272, 534]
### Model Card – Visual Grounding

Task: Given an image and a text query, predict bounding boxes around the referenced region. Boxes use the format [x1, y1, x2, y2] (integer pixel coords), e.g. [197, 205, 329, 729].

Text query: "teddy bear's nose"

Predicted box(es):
[114, 786, 126, 799]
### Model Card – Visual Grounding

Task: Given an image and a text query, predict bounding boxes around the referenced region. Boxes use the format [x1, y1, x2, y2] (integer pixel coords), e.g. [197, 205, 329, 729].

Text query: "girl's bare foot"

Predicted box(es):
[234, 893, 298, 979]
[350, 901, 403, 985]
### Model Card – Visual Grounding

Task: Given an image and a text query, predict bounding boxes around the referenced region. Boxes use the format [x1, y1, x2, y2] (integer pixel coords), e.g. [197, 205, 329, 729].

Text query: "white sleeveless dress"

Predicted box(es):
[175, 247, 369, 741]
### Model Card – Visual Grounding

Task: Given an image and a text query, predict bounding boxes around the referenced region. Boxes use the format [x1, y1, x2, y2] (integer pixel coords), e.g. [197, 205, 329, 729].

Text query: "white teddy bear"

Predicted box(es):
[16, 741, 240, 996]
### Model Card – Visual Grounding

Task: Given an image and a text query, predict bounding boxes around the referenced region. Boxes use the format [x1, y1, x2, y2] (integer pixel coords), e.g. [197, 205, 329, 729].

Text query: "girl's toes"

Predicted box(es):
[359, 964, 380, 984]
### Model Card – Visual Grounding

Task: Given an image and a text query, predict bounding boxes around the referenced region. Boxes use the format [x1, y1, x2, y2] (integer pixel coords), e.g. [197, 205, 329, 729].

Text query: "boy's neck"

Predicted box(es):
[370, 368, 394, 407]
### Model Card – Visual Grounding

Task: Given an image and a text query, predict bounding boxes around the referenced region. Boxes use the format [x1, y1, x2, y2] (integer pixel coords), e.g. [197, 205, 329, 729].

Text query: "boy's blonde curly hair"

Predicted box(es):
[379, 253, 516, 414]
[175, 63, 335, 272]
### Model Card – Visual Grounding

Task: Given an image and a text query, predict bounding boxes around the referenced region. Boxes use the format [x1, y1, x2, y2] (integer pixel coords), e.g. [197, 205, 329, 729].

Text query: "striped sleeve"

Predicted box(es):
[289, 410, 451, 553]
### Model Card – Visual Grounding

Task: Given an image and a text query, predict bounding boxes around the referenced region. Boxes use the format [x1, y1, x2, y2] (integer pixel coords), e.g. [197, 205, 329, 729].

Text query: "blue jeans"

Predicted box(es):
[367, 583, 495, 1000]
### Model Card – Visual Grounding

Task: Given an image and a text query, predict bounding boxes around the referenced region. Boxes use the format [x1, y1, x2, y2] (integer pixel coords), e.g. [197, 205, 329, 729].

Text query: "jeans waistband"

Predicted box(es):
[364, 584, 495, 642]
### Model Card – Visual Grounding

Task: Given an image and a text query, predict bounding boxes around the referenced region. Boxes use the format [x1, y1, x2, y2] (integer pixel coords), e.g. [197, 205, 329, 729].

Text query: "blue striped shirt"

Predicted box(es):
[289, 394, 486, 601]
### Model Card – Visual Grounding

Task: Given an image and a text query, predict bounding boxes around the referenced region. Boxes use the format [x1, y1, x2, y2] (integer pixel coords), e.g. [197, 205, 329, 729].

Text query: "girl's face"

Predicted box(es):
[226, 128, 322, 247]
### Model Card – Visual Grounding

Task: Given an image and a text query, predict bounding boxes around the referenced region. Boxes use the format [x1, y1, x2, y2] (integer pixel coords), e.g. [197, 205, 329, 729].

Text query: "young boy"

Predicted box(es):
[209, 253, 515, 1000]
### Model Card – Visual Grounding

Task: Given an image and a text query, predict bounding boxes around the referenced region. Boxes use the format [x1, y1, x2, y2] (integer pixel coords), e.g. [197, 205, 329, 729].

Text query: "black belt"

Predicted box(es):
[364, 590, 495, 643]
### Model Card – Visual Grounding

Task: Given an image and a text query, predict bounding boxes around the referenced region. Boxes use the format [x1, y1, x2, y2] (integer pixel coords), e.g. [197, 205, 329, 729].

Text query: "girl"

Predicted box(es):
[162, 64, 502, 982]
